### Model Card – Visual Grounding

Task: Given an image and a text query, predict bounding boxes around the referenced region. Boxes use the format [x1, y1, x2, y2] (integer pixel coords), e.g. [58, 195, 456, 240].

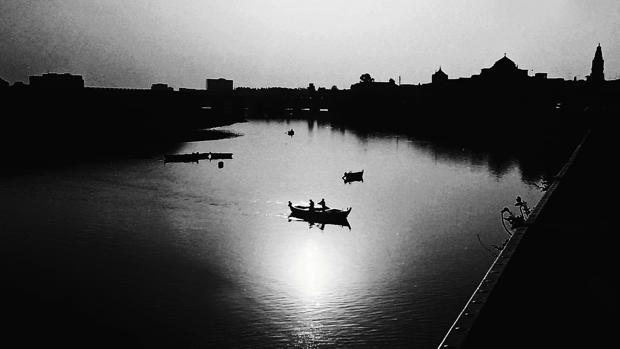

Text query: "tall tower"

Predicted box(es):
[432, 67, 448, 84]
[588, 43, 605, 84]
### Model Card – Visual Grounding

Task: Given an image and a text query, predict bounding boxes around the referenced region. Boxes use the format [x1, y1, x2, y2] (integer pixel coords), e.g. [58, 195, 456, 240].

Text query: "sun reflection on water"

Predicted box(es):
[288, 240, 332, 301]
[276, 238, 344, 346]
[291, 318, 328, 348]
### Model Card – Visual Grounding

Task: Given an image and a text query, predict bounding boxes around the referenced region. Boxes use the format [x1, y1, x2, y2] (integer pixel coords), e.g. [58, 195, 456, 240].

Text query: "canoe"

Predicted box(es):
[342, 170, 364, 182]
[288, 201, 351, 222]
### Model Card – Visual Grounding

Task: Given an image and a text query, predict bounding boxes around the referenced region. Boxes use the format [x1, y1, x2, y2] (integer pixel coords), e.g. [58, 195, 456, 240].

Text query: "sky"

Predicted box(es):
[1, 0, 619, 89]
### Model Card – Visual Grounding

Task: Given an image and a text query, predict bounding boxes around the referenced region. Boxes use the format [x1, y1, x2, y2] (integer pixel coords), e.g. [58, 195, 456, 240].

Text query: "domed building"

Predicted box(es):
[477, 54, 528, 81]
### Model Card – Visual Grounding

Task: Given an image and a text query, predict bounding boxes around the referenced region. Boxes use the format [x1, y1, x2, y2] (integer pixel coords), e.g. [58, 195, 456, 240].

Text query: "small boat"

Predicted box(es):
[288, 201, 351, 223]
[164, 152, 233, 163]
[208, 152, 233, 160]
[286, 129, 295, 136]
[164, 152, 210, 163]
[342, 170, 364, 183]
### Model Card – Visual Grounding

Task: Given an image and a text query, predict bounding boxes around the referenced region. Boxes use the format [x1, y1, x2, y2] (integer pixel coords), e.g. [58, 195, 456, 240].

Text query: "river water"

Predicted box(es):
[0, 119, 571, 348]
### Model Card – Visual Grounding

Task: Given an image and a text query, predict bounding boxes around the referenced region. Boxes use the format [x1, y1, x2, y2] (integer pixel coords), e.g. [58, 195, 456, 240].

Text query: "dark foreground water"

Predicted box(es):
[0, 119, 575, 348]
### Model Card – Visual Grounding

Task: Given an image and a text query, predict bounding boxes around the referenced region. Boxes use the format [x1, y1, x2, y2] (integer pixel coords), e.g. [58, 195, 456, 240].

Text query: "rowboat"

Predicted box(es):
[288, 201, 351, 223]
[342, 170, 364, 182]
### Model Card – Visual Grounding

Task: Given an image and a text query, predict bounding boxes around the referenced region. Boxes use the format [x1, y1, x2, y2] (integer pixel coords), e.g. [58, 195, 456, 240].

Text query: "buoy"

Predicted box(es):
[218, 161, 224, 168]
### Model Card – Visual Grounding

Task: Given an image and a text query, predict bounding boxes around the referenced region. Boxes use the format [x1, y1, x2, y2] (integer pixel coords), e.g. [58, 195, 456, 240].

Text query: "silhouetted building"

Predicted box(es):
[476, 55, 528, 82]
[350, 80, 398, 92]
[534, 73, 548, 80]
[151, 83, 173, 91]
[207, 78, 233, 92]
[587, 44, 604, 84]
[432, 67, 448, 84]
[350, 74, 395, 91]
[29, 73, 84, 89]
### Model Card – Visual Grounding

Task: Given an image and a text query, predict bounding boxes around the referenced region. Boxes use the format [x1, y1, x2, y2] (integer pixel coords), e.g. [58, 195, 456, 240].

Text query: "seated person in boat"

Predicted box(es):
[309, 199, 315, 212]
[318, 198, 327, 211]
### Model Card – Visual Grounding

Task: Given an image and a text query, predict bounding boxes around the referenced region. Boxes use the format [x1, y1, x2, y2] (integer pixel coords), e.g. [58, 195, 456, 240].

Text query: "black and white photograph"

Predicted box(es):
[1, 1, 617, 348]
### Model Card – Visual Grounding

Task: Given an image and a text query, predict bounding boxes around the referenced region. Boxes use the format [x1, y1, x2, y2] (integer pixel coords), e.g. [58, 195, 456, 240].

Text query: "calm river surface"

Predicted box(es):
[0, 119, 568, 348]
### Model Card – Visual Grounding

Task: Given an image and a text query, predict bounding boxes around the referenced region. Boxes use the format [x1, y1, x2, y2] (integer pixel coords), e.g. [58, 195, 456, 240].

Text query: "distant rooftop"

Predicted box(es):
[29, 73, 85, 89]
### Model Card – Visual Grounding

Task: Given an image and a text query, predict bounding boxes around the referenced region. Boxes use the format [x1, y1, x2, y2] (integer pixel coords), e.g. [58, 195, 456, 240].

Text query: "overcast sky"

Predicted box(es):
[1, 0, 619, 88]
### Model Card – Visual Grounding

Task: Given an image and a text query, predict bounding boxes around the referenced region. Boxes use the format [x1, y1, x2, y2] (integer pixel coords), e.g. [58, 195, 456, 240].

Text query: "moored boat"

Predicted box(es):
[208, 152, 233, 159]
[164, 152, 210, 163]
[164, 152, 233, 163]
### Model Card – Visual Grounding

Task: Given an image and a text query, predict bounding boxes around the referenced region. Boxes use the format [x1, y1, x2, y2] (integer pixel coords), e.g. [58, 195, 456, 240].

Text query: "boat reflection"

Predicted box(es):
[343, 177, 363, 184]
[288, 216, 351, 230]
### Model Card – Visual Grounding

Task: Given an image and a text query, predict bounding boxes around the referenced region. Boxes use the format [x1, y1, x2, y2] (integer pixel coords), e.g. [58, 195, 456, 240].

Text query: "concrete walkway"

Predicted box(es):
[439, 127, 618, 348]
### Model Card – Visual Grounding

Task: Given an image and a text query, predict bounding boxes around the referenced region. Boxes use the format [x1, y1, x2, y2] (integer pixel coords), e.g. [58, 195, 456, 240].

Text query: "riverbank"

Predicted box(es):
[438, 124, 617, 348]
[1, 108, 245, 175]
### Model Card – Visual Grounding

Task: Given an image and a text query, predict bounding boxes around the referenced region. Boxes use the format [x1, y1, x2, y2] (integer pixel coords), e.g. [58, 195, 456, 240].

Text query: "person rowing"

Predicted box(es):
[318, 198, 328, 211]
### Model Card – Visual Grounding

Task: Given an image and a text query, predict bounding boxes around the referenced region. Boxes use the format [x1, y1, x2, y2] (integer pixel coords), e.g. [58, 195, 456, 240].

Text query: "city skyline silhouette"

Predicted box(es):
[2, 0, 619, 88]
[2, 44, 612, 91]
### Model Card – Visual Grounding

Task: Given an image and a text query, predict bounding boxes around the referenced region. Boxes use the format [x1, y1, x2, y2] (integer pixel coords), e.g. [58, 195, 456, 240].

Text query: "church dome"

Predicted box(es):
[492, 55, 517, 70]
